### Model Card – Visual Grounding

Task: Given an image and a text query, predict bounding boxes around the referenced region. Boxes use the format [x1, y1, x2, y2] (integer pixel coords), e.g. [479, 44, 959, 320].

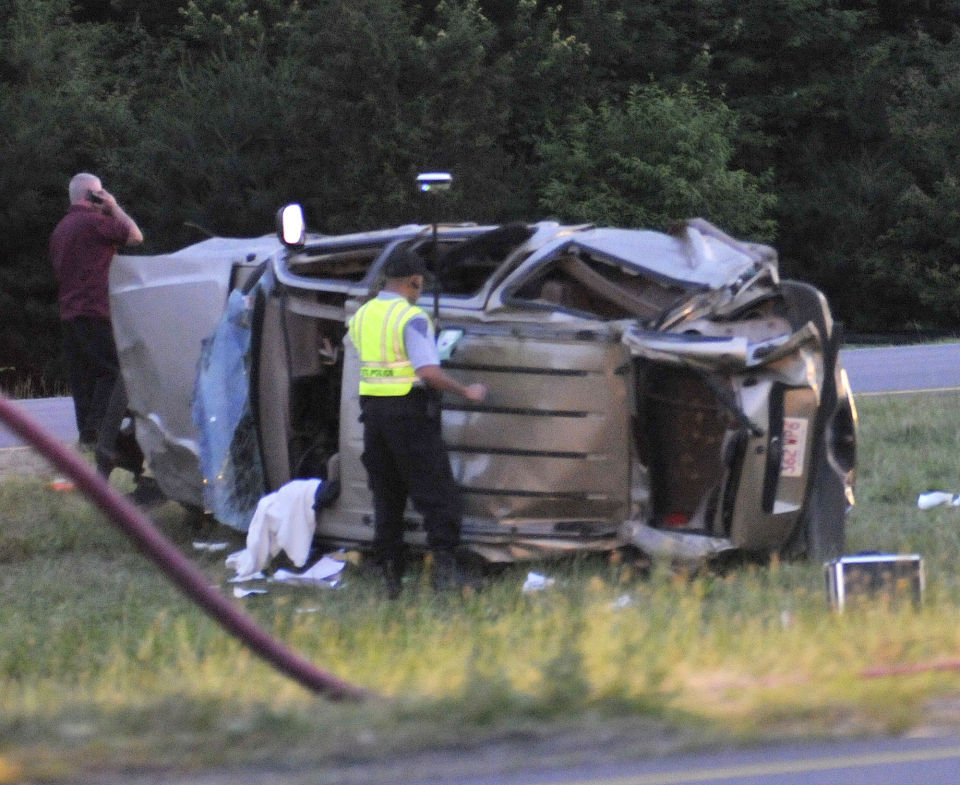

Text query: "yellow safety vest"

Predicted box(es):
[349, 296, 429, 396]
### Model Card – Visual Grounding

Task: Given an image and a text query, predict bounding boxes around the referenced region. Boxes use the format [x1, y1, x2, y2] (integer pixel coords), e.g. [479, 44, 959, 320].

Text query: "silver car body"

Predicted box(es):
[111, 219, 856, 563]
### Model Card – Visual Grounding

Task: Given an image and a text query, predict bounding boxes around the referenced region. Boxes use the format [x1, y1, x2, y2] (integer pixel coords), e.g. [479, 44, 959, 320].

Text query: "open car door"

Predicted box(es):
[110, 236, 280, 508]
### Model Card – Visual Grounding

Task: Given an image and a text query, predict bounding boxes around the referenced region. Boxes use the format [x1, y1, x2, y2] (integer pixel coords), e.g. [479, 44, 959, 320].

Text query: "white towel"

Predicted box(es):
[225, 479, 321, 579]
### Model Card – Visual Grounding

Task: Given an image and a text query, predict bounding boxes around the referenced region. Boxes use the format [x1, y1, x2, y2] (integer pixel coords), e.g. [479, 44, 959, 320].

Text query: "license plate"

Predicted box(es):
[780, 417, 808, 477]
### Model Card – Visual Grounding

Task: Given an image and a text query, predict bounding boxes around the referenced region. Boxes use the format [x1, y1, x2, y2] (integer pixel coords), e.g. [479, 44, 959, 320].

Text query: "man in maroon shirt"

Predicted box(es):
[49, 173, 143, 446]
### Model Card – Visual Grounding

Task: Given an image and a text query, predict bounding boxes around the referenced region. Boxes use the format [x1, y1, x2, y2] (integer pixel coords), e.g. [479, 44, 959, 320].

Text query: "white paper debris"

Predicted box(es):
[228, 572, 265, 583]
[271, 555, 346, 588]
[192, 541, 229, 552]
[917, 491, 960, 510]
[522, 572, 555, 593]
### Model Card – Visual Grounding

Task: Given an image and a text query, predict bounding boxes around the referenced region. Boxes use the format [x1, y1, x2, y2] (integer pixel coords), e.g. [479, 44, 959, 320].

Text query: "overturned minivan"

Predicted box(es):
[110, 207, 856, 564]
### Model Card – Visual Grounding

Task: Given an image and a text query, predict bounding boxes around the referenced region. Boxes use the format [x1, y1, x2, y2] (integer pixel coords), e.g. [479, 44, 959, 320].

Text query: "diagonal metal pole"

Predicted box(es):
[0, 393, 370, 701]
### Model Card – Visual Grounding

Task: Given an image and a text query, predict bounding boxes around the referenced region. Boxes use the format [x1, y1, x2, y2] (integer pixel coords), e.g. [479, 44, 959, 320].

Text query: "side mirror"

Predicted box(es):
[416, 172, 452, 194]
[276, 204, 306, 248]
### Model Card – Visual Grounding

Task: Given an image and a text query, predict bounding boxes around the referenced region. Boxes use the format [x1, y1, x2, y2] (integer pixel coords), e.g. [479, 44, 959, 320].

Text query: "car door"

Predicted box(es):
[110, 236, 280, 507]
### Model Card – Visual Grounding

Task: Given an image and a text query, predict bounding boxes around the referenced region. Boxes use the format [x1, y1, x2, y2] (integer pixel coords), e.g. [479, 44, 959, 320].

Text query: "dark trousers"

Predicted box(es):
[61, 317, 119, 444]
[93, 375, 144, 479]
[360, 389, 463, 564]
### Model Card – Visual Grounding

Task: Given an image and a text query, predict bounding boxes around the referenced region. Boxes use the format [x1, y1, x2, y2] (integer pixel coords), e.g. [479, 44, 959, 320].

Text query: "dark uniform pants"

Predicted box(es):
[359, 389, 463, 564]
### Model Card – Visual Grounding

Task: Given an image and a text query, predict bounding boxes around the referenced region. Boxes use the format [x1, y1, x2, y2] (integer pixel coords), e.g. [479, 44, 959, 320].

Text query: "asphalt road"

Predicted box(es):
[0, 394, 77, 449]
[839, 341, 960, 395]
[408, 736, 960, 785]
[3, 342, 960, 450]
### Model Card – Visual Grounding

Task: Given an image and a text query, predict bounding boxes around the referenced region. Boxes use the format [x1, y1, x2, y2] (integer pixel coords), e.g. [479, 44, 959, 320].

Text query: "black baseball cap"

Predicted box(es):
[382, 246, 431, 279]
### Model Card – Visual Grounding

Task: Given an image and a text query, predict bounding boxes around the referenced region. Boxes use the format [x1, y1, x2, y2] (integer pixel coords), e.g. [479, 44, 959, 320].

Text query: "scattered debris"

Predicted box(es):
[270, 555, 345, 588]
[225, 478, 321, 580]
[917, 491, 960, 510]
[522, 572, 556, 594]
[192, 540, 229, 552]
[229, 571, 265, 583]
[824, 553, 924, 612]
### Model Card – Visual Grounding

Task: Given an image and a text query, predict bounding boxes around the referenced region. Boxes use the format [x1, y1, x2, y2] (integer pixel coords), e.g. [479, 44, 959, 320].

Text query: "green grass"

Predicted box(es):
[3, 394, 960, 781]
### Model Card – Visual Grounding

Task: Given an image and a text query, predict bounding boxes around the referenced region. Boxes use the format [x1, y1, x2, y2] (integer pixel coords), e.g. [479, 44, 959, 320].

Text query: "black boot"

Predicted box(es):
[383, 558, 404, 599]
[432, 548, 457, 592]
[432, 548, 480, 593]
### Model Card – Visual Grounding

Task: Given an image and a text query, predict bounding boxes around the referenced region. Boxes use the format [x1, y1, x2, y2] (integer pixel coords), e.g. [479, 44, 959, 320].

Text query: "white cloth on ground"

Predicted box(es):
[226, 479, 321, 579]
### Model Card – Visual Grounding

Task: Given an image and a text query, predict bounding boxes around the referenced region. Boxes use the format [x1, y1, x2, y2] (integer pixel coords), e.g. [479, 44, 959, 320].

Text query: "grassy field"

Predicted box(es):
[3, 393, 960, 782]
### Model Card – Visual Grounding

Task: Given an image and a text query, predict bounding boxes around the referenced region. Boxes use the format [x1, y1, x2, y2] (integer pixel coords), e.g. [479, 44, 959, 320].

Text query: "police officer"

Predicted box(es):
[348, 245, 487, 597]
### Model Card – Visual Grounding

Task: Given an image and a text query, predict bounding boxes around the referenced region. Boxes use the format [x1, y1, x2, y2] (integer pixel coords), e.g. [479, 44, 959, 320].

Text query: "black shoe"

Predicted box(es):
[383, 559, 404, 600]
[94, 445, 116, 478]
[127, 476, 166, 507]
[431, 549, 481, 593]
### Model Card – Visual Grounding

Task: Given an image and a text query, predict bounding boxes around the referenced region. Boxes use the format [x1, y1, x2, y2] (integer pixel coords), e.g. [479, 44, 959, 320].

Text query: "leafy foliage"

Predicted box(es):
[6, 0, 960, 385]
[536, 84, 776, 237]
[0, 0, 141, 387]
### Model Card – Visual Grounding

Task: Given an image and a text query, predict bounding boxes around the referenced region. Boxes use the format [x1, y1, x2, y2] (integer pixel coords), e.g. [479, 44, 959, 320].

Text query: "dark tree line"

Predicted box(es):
[3, 0, 960, 390]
